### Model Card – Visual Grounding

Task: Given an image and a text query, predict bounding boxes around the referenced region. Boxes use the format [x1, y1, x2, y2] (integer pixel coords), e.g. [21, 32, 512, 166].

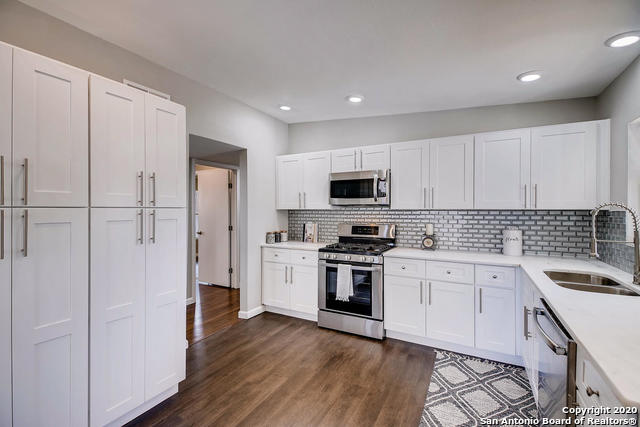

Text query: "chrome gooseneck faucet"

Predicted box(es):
[590, 202, 640, 285]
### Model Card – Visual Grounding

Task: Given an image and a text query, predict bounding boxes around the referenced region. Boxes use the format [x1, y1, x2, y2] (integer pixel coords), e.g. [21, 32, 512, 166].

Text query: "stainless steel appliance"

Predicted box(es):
[318, 223, 396, 339]
[329, 169, 390, 206]
[533, 298, 577, 425]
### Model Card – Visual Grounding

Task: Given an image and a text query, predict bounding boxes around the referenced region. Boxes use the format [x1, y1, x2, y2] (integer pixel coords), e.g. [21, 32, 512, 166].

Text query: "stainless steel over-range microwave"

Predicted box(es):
[329, 169, 390, 206]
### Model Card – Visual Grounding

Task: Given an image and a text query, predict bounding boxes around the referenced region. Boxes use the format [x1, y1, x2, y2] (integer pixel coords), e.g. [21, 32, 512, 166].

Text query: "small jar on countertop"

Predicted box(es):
[274, 231, 281, 243]
[266, 232, 276, 244]
[280, 230, 288, 242]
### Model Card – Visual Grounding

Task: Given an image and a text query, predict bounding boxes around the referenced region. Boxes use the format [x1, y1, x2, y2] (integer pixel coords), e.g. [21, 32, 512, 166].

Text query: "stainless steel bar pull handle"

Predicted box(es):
[534, 184, 538, 208]
[423, 188, 427, 208]
[150, 172, 157, 206]
[533, 307, 567, 355]
[290, 266, 294, 284]
[137, 209, 143, 244]
[524, 184, 527, 209]
[22, 158, 28, 205]
[285, 266, 288, 284]
[420, 281, 423, 304]
[0, 210, 4, 260]
[298, 192, 301, 208]
[428, 281, 432, 305]
[137, 171, 144, 206]
[149, 210, 156, 243]
[0, 155, 4, 205]
[21, 210, 28, 257]
[479, 288, 483, 313]
[523, 306, 532, 339]
[303, 192, 307, 208]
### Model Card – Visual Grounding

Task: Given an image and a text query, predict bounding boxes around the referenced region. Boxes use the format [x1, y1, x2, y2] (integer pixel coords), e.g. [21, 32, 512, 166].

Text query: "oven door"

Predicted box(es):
[318, 260, 383, 320]
[329, 170, 389, 205]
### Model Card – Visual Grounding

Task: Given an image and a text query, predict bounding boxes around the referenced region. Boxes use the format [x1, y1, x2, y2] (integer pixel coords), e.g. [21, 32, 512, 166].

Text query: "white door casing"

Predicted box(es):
[302, 152, 331, 209]
[429, 135, 474, 209]
[0, 43, 10, 207]
[276, 155, 303, 209]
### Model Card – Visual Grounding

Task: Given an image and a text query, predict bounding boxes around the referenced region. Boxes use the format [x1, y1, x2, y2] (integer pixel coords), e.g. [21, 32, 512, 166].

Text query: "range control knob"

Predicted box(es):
[345, 255, 351, 260]
[331, 254, 337, 259]
[360, 256, 366, 262]
[368, 257, 374, 263]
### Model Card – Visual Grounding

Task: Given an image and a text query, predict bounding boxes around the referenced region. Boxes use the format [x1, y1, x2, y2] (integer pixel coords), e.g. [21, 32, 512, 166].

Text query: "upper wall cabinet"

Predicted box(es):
[390, 140, 429, 209]
[0, 43, 10, 208]
[429, 135, 474, 209]
[331, 144, 390, 173]
[475, 129, 531, 209]
[13, 49, 89, 207]
[90, 75, 146, 207]
[276, 155, 303, 209]
[276, 152, 331, 209]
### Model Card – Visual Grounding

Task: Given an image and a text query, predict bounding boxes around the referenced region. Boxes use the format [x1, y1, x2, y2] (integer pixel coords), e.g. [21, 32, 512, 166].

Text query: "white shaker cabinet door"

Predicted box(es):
[475, 129, 531, 209]
[13, 49, 88, 207]
[290, 265, 318, 315]
[531, 122, 597, 209]
[360, 144, 390, 171]
[302, 152, 331, 209]
[426, 280, 474, 347]
[331, 148, 358, 173]
[90, 75, 145, 207]
[276, 155, 303, 209]
[145, 94, 187, 208]
[0, 43, 10, 207]
[145, 208, 187, 400]
[390, 140, 428, 209]
[429, 135, 474, 209]
[12, 208, 88, 427]
[0, 209, 10, 427]
[475, 286, 516, 355]
[90, 208, 146, 426]
[262, 261, 290, 309]
[384, 275, 426, 336]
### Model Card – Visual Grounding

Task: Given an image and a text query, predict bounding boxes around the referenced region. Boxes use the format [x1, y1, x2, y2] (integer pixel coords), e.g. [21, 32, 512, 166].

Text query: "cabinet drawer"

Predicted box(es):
[384, 258, 426, 278]
[290, 251, 318, 266]
[475, 265, 515, 289]
[426, 261, 474, 284]
[262, 248, 291, 263]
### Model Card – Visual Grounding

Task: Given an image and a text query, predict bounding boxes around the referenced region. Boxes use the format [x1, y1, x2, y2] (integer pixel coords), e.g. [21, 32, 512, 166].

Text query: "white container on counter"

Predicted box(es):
[502, 227, 523, 256]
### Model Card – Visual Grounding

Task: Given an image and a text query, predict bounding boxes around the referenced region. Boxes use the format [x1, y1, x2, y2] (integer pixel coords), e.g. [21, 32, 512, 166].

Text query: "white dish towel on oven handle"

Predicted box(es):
[335, 264, 354, 301]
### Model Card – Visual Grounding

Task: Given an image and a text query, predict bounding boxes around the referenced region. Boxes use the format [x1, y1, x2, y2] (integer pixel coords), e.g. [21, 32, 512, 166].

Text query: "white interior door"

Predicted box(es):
[360, 144, 390, 171]
[196, 168, 230, 286]
[302, 152, 330, 209]
[145, 94, 187, 208]
[90, 208, 146, 426]
[145, 208, 186, 399]
[331, 148, 357, 172]
[475, 129, 531, 209]
[390, 141, 427, 209]
[430, 135, 474, 209]
[12, 208, 88, 427]
[12, 49, 88, 207]
[0, 208, 10, 427]
[0, 43, 10, 207]
[276, 155, 303, 209]
[90, 75, 145, 207]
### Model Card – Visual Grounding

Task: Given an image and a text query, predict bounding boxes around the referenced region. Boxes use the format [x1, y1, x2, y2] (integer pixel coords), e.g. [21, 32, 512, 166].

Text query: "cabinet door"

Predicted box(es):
[90, 208, 145, 425]
[531, 122, 597, 209]
[302, 152, 330, 209]
[145, 94, 187, 208]
[476, 286, 516, 355]
[90, 76, 145, 207]
[430, 135, 474, 209]
[290, 265, 318, 314]
[262, 261, 289, 309]
[390, 140, 428, 209]
[426, 281, 474, 346]
[360, 144, 390, 171]
[13, 50, 89, 207]
[331, 148, 358, 173]
[0, 209, 10, 427]
[384, 276, 426, 336]
[521, 275, 536, 394]
[145, 208, 187, 399]
[475, 129, 531, 209]
[0, 43, 10, 207]
[276, 155, 303, 209]
[12, 208, 88, 427]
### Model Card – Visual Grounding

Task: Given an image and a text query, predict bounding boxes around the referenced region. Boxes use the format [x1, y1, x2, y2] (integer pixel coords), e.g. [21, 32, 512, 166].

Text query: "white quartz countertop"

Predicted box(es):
[260, 241, 326, 251]
[386, 248, 640, 406]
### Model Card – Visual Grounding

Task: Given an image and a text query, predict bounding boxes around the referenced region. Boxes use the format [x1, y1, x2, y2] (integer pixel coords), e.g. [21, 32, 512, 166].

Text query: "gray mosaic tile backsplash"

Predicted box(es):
[596, 210, 634, 273]
[288, 208, 594, 258]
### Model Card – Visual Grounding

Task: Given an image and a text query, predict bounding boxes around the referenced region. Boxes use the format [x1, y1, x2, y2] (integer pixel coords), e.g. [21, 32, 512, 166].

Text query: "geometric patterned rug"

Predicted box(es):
[420, 350, 537, 426]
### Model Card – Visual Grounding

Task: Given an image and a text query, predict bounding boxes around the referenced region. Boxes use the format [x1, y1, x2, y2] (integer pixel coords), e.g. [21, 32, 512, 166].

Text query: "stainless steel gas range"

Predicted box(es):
[317, 223, 396, 340]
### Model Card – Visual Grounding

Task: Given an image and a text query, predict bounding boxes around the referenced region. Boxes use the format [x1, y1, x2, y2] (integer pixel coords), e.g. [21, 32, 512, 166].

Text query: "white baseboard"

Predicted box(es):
[238, 305, 265, 319]
[264, 306, 318, 322]
[185, 297, 195, 306]
[105, 384, 179, 427]
[386, 330, 524, 366]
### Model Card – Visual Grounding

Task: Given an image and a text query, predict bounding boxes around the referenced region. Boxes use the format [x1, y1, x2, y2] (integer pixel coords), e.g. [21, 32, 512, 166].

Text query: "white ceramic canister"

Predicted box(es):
[502, 227, 523, 256]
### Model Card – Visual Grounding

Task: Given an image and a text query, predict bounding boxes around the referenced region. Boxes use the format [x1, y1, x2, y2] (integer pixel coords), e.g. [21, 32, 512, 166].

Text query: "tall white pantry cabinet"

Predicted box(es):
[1, 41, 188, 427]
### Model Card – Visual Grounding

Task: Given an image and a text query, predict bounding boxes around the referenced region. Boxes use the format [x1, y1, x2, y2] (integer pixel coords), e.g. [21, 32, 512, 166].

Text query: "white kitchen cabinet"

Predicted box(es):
[429, 135, 474, 209]
[145, 94, 187, 208]
[521, 273, 539, 402]
[426, 280, 474, 347]
[263, 261, 290, 309]
[0, 208, 10, 427]
[302, 152, 331, 209]
[276, 155, 303, 209]
[331, 148, 358, 173]
[0, 43, 10, 207]
[12, 49, 88, 207]
[331, 144, 390, 173]
[384, 276, 426, 336]
[530, 121, 598, 209]
[12, 208, 88, 427]
[290, 265, 318, 314]
[90, 75, 146, 207]
[475, 286, 516, 355]
[475, 129, 531, 209]
[390, 140, 429, 209]
[90, 208, 146, 426]
[145, 208, 187, 400]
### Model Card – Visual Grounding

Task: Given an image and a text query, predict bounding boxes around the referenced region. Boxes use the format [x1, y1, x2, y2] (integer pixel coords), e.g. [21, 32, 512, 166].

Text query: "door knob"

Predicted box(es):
[196, 231, 203, 235]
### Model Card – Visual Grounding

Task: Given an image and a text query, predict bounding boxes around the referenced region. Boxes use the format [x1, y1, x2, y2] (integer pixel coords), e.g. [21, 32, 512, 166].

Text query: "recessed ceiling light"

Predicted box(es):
[516, 71, 542, 83]
[346, 95, 364, 103]
[279, 105, 291, 111]
[605, 31, 640, 48]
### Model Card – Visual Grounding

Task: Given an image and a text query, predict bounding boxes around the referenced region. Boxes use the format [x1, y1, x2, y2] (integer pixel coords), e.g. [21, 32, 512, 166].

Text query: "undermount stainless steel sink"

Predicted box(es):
[544, 271, 640, 296]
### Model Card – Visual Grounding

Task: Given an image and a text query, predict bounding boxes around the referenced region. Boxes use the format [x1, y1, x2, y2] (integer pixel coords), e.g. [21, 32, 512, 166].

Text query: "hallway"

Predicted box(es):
[186, 284, 241, 345]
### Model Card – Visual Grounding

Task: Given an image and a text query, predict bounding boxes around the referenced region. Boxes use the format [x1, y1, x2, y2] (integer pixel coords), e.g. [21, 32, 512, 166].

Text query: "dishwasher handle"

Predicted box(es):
[533, 307, 567, 356]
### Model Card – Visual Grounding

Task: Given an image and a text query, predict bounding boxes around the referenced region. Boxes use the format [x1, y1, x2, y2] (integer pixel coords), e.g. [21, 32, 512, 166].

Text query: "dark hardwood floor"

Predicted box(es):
[186, 284, 241, 345]
[129, 313, 436, 427]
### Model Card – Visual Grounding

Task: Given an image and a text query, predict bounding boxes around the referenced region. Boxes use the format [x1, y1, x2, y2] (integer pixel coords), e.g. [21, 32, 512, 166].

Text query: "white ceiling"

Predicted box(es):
[20, 0, 640, 123]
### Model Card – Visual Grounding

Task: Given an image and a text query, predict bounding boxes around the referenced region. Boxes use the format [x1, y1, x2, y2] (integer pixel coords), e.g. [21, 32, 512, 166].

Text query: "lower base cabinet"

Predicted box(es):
[384, 276, 425, 336]
[475, 285, 516, 354]
[290, 265, 319, 314]
[426, 280, 474, 347]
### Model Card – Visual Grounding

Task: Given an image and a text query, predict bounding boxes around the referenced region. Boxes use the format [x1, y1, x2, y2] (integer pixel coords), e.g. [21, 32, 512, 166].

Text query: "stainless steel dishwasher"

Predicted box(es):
[533, 298, 577, 425]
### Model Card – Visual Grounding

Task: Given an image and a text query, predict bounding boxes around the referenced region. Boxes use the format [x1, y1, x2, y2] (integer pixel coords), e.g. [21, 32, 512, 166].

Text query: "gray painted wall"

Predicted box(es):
[0, 0, 288, 314]
[288, 98, 598, 153]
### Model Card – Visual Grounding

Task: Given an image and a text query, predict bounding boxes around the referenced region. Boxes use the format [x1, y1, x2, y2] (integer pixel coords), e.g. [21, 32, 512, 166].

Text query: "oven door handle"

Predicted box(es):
[533, 307, 567, 355]
[319, 260, 382, 272]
